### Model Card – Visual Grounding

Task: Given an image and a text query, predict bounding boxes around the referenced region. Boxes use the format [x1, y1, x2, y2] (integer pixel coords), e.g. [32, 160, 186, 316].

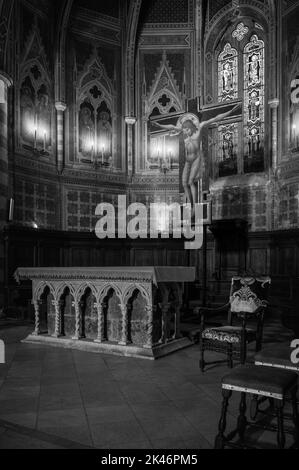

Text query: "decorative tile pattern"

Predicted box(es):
[14, 179, 57, 229]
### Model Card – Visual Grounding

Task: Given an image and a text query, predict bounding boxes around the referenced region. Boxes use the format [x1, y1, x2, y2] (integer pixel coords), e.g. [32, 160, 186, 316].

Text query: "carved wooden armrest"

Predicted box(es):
[194, 302, 231, 317]
[236, 306, 266, 321]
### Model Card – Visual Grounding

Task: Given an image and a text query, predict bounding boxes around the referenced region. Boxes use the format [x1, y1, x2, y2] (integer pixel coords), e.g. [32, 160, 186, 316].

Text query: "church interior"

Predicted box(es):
[1, 0, 299, 451]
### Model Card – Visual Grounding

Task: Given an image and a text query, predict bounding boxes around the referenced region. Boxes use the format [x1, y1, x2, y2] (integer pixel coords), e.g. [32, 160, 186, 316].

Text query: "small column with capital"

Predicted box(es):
[269, 99, 279, 170]
[159, 303, 170, 344]
[125, 116, 136, 177]
[144, 305, 154, 349]
[32, 300, 42, 336]
[55, 102, 67, 174]
[52, 300, 63, 338]
[72, 301, 84, 340]
[94, 302, 106, 343]
[119, 303, 130, 346]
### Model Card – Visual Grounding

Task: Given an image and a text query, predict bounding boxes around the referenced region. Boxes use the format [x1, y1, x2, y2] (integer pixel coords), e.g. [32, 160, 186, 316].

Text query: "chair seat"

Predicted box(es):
[255, 345, 299, 372]
[202, 326, 256, 344]
[222, 365, 298, 400]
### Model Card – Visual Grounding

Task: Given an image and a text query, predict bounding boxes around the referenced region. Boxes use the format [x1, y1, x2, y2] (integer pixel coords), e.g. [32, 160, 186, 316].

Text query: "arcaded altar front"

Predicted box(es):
[14, 266, 195, 359]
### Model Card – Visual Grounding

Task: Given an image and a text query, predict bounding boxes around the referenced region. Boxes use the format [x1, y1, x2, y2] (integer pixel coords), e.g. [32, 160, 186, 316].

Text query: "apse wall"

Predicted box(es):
[10, 0, 127, 233]
[4, 0, 299, 235]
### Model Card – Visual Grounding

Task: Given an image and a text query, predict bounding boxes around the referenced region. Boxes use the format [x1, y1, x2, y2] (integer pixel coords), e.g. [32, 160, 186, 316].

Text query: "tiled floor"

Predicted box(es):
[0, 319, 296, 449]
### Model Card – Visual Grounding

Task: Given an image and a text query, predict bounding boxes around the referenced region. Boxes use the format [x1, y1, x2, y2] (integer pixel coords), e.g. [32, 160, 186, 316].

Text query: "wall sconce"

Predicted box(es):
[28, 115, 49, 154]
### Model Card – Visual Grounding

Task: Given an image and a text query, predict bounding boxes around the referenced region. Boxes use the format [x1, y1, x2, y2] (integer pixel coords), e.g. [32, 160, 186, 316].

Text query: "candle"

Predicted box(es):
[43, 131, 47, 151]
[34, 114, 37, 148]
[102, 146, 105, 164]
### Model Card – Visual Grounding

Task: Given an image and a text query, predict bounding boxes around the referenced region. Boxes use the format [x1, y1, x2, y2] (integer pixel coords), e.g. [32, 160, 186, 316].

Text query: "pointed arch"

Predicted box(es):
[0, 0, 15, 70]
[146, 52, 184, 118]
[125, 0, 143, 117]
[75, 51, 114, 163]
[54, 0, 74, 103]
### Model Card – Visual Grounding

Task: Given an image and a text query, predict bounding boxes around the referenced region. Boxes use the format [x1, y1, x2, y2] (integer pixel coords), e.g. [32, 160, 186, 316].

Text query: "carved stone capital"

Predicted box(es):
[55, 101, 67, 112]
[125, 116, 137, 126]
[268, 98, 279, 109]
[0, 72, 13, 88]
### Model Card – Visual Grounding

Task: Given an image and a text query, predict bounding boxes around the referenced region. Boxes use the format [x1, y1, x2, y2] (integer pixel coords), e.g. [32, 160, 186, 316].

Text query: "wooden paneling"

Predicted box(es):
[3, 225, 299, 316]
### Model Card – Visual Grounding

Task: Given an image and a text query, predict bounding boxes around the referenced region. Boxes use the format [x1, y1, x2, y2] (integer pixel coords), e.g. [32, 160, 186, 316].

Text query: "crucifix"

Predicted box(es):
[150, 98, 242, 307]
[151, 98, 242, 207]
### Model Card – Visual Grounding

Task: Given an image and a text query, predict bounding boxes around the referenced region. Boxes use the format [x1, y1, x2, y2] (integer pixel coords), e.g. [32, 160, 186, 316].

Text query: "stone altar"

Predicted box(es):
[14, 267, 196, 359]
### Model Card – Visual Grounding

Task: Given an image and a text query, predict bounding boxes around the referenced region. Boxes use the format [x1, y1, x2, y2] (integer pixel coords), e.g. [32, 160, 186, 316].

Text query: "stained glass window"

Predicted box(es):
[218, 123, 238, 177]
[218, 43, 238, 102]
[243, 35, 265, 173]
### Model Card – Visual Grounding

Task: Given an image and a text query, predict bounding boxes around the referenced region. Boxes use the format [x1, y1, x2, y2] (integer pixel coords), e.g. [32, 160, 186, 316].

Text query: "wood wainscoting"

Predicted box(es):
[2, 225, 299, 319]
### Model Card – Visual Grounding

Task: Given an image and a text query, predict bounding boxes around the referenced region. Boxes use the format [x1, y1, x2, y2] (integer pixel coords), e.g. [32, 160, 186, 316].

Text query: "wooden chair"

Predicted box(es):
[197, 276, 271, 372]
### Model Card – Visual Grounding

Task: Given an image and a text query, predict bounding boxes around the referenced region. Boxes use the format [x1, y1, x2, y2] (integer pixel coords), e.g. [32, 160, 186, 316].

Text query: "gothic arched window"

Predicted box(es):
[215, 27, 266, 177]
[218, 43, 238, 102]
[243, 35, 265, 173]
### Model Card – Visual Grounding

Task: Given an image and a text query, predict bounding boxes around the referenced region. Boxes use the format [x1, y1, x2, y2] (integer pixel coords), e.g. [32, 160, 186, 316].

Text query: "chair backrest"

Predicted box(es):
[229, 276, 271, 314]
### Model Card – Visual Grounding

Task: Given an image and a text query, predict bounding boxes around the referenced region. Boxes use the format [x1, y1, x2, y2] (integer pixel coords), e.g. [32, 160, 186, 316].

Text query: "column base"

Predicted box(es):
[32, 331, 41, 337]
[52, 333, 63, 338]
[118, 341, 131, 346]
[72, 336, 84, 341]
[94, 339, 107, 344]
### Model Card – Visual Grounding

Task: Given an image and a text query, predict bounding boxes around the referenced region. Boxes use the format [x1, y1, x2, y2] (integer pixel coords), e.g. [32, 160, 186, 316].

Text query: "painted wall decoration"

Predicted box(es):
[142, 51, 185, 171]
[19, 63, 52, 153]
[76, 54, 114, 166]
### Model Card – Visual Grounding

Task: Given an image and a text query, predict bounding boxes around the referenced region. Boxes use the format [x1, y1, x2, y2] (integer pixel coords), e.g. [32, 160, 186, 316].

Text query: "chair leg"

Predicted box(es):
[275, 400, 286, 450]
[250, 395, 259, 421]
[291, 388, 299, 448]
[199, 339, 205, 373]
[227, 344, 233, 369]
[215, 389, 232, 450]
[237, 392, 248, 442]
[240, 340, 247, 365]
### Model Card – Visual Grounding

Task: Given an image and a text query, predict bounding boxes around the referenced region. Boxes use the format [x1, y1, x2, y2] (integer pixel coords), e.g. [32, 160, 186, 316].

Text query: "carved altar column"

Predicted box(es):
[32, 300, 42, 336]
[119, 303, 130, 346]
[52, 300, 63, 338]
[72, 300, 83, 340]
[173, 284, 183, 340]
[159, 303, 170, 344]
[144, 305, 154, 349]
[94, 302, 106, 343]
[55, 102, 67, 174]
[0, 72, 12, 314]
[125, 117, 136, 177]
[269, 99, 279, 170]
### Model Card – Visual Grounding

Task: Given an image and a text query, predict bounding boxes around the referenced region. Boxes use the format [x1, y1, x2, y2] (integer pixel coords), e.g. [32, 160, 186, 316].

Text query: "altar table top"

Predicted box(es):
[15, 267, 196, 286]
